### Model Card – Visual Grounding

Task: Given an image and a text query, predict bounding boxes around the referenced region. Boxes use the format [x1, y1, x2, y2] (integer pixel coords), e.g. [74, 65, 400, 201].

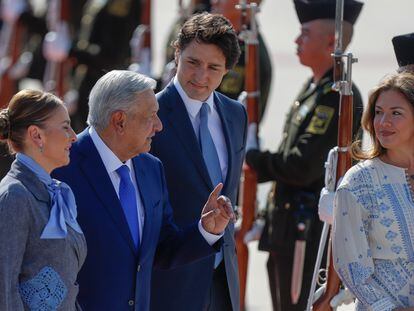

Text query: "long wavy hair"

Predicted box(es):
[351, 71, 414, 160]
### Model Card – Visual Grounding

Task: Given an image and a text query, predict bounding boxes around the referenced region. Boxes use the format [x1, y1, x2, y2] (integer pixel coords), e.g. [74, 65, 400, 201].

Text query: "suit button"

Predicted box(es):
[128, 300, 134, 306]
[137, 264, 141, 272]
[284, 203, 291, 210]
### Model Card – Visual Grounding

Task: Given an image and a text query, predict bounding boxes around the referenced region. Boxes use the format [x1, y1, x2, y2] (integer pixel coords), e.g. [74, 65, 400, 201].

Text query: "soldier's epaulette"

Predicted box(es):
[107, 0, 132, 17]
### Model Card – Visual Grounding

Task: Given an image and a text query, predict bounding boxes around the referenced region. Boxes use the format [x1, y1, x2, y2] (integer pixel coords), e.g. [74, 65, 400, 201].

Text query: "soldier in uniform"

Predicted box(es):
[392, 32, 414, 72]
[0, 0, 49, 180]
[160, 0, 272, 121]
[245, 1, 363, 310]
[0, 0, 87, 179]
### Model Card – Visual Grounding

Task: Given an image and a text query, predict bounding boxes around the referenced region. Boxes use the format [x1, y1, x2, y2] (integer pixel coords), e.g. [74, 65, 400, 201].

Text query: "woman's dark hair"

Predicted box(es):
[0, 89, 63, 153]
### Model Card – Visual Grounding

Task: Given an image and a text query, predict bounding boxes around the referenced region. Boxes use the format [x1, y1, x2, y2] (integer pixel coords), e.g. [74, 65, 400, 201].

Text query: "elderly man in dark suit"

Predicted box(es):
[53, 70, 235, 311]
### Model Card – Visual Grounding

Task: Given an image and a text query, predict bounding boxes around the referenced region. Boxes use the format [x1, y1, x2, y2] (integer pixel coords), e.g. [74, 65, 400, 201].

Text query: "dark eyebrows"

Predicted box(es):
[187, 56, 198, 62]
[187, 56, 223, 69]
[210, 64, 222, 69]
[375, 105, 406, 110]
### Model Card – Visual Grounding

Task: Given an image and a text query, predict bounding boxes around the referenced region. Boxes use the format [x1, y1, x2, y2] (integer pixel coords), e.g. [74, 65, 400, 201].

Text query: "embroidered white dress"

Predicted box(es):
[333, 157, 414, 311]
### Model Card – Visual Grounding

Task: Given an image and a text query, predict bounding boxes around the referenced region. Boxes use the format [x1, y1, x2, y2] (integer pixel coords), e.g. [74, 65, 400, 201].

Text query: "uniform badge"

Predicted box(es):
[219, 66, 244, 95]
[107, 0, 131, 17]
[306, 105, 334, 134]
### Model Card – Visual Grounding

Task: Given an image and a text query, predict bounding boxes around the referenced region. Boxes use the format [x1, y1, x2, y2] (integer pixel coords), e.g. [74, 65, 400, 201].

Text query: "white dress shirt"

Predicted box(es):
[89, 127, 144, 241]
[174, 76, 228, 182]
[89, 127, 222, 244]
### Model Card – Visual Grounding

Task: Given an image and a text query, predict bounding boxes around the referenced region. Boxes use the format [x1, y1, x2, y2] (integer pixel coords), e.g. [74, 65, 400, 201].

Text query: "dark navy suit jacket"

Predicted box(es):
[150, 83, 247, 311]
[53, 129, 217, 311]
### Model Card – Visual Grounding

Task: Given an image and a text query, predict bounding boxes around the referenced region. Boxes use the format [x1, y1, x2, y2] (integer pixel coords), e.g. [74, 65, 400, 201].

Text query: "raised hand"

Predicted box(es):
[201, 183, 236, 234]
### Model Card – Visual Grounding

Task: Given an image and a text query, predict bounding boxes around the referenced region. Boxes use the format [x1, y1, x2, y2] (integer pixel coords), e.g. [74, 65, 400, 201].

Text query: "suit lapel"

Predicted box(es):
[131, 156, 154, 259]
[163, 84, 213, 190]
[76, 130, 137, 255]
[8, 160, 49, 203]
[214, 93, 234, 194]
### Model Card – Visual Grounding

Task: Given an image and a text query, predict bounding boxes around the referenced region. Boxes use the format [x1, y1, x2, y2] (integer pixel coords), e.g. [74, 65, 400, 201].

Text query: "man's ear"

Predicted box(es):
[111, 111, 127, 134]
[327, 33, 335, 51]
[27, 125, 44, 148]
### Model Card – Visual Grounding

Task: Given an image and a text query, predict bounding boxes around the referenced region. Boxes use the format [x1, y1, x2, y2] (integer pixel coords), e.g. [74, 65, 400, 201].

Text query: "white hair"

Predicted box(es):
[87, 70, 156, 131]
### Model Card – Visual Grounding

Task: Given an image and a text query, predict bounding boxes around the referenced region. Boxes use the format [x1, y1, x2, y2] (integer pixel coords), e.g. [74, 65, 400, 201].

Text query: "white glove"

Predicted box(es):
[246, 122, 259, 151]
[330, 287, 355, 307]
[1, 0, 26, 23]
[243, 218, 265, 244]
[129, 25, 145, 58]
[313, 285, 325, 303]
[160, 60, 176, 89]
[318, 187, 335, 224]
[43, 21, 71, 62]
[8, 51, 33, 79]
[237, 91, 247, 108]
[63, 89, 79, 116]
[312, 286, 355, 307]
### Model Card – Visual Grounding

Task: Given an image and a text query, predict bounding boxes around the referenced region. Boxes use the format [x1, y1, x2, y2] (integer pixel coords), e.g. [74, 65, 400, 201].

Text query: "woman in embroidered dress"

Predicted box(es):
[0, 89, 86, 310]
[332, 71, 414, 311]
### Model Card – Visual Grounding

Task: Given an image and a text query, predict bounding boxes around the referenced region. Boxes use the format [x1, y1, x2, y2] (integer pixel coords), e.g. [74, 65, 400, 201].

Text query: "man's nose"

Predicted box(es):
[195, 66, 208, 82]
[154, 115, 163, 132]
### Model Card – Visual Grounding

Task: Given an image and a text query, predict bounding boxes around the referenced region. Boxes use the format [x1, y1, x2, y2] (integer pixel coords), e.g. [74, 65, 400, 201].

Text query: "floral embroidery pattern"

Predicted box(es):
[334, 159, 414, 309]
[19, 266, 67, 311]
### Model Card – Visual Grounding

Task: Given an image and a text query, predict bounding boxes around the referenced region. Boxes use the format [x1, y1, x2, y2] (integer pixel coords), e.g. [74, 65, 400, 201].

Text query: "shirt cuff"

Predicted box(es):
[198, 220, 223, 246]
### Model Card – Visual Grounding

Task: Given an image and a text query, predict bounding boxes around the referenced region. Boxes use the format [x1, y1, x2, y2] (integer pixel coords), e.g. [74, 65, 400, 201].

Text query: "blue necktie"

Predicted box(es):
[116, 165, 140, 250]
[199, 103, 222, 187]
[199, 103, 223, 268]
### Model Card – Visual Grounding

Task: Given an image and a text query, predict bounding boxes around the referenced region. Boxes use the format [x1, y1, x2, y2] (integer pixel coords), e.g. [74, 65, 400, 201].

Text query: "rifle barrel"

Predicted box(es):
[236, 2, 260, 310]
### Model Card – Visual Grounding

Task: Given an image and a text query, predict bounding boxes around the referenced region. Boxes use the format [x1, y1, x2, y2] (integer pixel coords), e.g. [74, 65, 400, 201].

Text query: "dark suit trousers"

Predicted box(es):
[203, 261, 232, 311]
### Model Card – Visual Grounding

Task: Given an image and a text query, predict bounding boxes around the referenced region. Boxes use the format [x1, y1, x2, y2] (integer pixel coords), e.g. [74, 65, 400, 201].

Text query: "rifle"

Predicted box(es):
[235, 1, 260, 310]
[310, 0, 357, 309]
[43, 0, 72, 98]
[129, 0, 152, 77]
[0, 3, 27, 107]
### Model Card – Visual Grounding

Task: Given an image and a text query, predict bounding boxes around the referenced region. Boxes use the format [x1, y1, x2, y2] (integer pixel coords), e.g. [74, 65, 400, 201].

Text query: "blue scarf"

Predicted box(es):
[16, 153, 83, 239]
